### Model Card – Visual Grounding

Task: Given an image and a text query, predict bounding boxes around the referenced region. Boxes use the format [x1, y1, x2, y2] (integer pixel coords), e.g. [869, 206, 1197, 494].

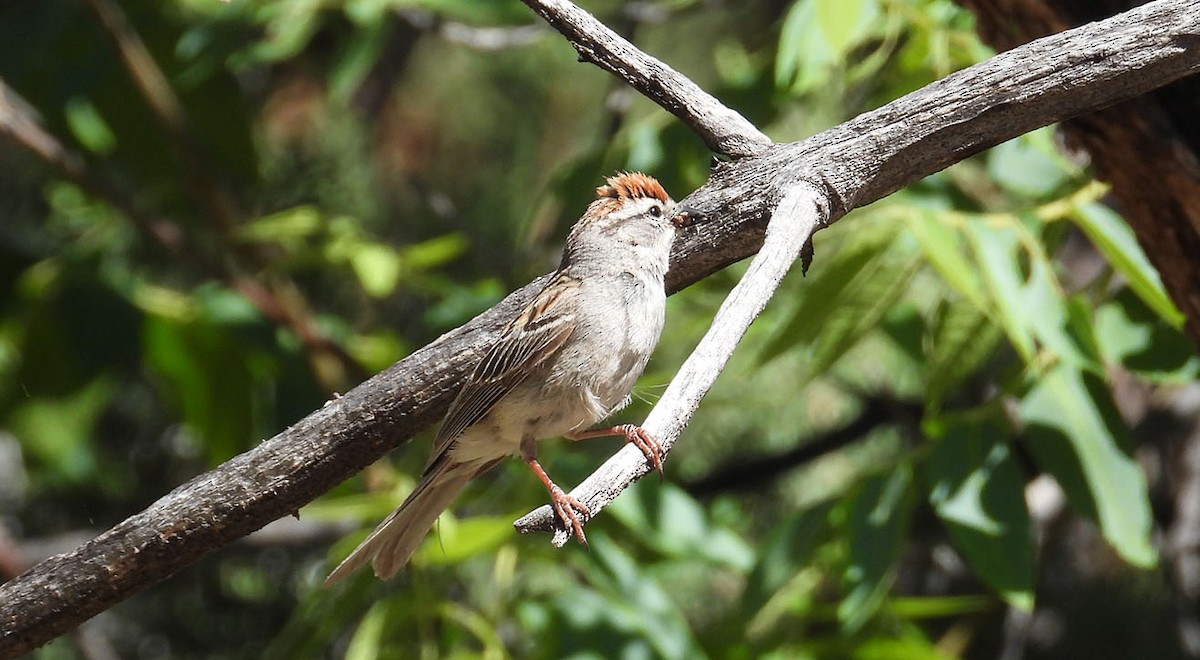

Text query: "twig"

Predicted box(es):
[519, 0, 1200, 537]
[515, 184, 823, 542]
[519, 0, 772, 158]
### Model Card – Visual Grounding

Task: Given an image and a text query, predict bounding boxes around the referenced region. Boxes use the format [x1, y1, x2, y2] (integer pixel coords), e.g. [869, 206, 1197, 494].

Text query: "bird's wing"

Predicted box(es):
[428, 271, 580, 466]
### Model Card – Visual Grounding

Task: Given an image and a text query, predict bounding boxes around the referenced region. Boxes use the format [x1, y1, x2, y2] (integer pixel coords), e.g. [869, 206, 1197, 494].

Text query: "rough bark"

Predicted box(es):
[959, 0, 1200, 347]
[958, 2, 1200, 656]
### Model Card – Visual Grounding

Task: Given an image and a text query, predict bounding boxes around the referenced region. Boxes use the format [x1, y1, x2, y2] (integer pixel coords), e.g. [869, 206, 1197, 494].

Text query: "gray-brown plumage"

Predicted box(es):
[325, 173, 688, 584]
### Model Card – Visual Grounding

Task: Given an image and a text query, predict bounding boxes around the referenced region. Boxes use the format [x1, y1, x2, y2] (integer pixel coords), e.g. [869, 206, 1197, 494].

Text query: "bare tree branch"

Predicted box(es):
[2, 0, 1199, 655]
[519, 0, 773, 158]
[513, 0, 1200, 538]
[959, 0, 1200, 347]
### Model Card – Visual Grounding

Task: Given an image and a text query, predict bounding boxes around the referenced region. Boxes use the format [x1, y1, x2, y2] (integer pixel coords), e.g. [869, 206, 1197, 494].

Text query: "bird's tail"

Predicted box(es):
[323, 458, 476, 585]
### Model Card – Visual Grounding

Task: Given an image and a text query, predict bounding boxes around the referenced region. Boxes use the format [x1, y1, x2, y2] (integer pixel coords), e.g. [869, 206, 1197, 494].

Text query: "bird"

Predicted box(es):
[324, 172, 695, 584]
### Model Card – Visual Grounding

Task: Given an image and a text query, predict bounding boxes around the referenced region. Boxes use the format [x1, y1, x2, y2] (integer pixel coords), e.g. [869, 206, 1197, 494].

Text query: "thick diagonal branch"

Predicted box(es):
[516, 0, 1200, 536]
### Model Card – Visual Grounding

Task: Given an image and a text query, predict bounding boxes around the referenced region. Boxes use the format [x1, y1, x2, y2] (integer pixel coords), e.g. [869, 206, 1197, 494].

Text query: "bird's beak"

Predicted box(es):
[671, 205, 707, 228]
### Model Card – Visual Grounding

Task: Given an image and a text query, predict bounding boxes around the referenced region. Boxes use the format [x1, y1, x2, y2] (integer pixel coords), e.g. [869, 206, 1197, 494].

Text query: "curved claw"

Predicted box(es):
[548, 485, 591, 547]
[618, 424, 664, 481]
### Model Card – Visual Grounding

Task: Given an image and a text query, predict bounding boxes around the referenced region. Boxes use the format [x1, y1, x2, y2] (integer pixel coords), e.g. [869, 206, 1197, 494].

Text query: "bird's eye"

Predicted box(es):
[649, 205, 663, 217]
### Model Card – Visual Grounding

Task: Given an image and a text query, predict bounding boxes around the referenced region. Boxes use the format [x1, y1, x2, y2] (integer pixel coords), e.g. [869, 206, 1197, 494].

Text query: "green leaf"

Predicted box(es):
[886, 594, 997, 620]
[1093, 291, 1199, 381]
[816, 0, 874, 57]
[853, 635, 959, 660]
[777, 0, 883, 93]
[1019, 365, 1155, 567]
[739, 501, 835, 643]
[350, 243, 403, 298]
[1071, 202, 1185, 328]
[906, 211, 988, 311]
[563, 533, 706, 659]
[964, 221, 1035, 361]
[808, 254, 922, 376]
[329, 19, 390, 104]
[759, 223, 901, 364]
[841, 464, 915, 632]
[744, 501, 835, 613]
[143, 317, 259, 462]
[64, 96, 117, 155]
[344, 602, 388, 660]
[608, 483, 754, 569]
[247, 0, 324, 62]
[400, 233, 468, 270]
[775, 0, 818, 90]
[926, 415, 1035, 609]
[924, 298, 1001, 411]
[1023, 255, 1094, 370]
[9, 378, 113, 485]
[415, 515, 513, 565]
[986, 129, 1072, 200]
[965, 220, 1089, 369]
[236, 206, 322, 244]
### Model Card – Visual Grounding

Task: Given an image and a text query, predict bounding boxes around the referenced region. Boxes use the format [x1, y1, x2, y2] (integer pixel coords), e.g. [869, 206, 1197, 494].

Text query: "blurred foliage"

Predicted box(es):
[2, 0, 1197, 658]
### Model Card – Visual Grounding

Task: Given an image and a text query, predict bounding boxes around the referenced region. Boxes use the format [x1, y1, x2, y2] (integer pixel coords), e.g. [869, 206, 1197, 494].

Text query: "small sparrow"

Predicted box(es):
[325, 172, 695, 583]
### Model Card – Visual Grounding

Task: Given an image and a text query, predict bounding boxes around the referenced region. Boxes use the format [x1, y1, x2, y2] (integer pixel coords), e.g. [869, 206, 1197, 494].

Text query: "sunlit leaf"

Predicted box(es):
[853, 633, 961, 660]
[329, 20, 391, 104]
[570, 534, 706, 659]
[401, 233, 469, 270]
[816, 0, 878, 59]
[416, 515, 513, 565]
[964, 220, 1034, 360]
[759, 223, 901, 364]
[1072, 202, 1185, 328]
[986, 129, 1073, 200]
[344, 602, 388, 660]
[841, 464, 915, 632]
[9, 377, 113, 485]
[776, 0, 883, 93]
[906, 211, 988, 311]
[964, 219, 1090, 369]
[924, 298, 1001, 411]
[1019, 365, 1155, 567]
[350, 243, 403, 298]
[1094, 292, 1200, 382]
[744, 502, 835, 614]
[808, 254, 921, 377]
[926, 414, 1034, 609]
[143, 317, 260, 462]
[236, 206, 322, 243]
[64, 96, 117, 155]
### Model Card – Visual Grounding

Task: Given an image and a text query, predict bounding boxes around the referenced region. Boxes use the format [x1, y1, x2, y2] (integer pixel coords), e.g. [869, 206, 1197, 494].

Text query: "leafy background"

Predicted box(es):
[2, 0, 1197, 658]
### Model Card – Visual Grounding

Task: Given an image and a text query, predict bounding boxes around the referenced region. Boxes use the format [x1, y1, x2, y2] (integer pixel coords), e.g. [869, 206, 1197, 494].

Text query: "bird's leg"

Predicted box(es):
[521, 436, 590, 547]
[566, 424, 664, 480]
